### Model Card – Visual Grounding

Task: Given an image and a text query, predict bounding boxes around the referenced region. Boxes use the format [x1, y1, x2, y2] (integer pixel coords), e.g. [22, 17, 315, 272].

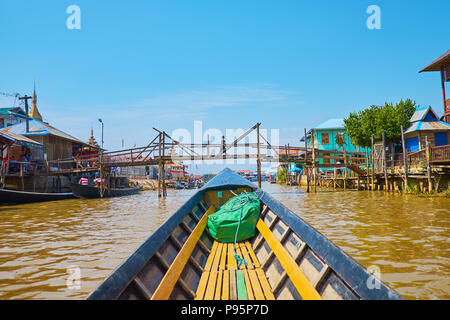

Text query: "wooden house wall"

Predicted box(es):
[307, 129, 363, 155]
[404, 130, 450, 149]
[21, 135, 74, 162]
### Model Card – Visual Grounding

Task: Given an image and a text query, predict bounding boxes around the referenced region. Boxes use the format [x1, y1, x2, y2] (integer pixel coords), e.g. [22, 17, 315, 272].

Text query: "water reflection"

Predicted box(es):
[0, 183, 448, 299]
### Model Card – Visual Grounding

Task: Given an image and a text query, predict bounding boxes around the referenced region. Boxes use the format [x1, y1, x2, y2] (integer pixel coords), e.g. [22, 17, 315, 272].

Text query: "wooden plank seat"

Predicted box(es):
[195, 241, 275, 300]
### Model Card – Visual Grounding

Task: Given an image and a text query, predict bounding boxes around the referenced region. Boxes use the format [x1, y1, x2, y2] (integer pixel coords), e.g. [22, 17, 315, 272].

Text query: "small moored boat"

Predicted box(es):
[88, 168, 402, 300]
[0, 188, 75, 205]
[71, 183, 142, 199]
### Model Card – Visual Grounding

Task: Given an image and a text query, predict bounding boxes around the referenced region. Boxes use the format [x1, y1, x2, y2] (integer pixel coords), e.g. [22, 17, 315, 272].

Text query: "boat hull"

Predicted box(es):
[88, 168, 402, 300]
[71, 183, 142, 199]
[0, 188, 75, 205]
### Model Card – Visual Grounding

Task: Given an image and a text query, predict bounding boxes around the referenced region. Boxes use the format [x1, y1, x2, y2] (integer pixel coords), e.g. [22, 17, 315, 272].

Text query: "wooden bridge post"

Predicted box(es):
[425, 136, 432, 193]
[401, 126, 409, 192]
[20, 163, 24, 191]
[162, 132, 167, 197]
[343, 148, 347, 190]
[256, 123, 262, 188]
[371, 135, 375, 191]
[158, 133, 162, 198]
[365, 147, 369, 190]
[333, 167, 337, 189]
[306, 166, 310, 193]
[382, 132, 388, 191]
[311, 130, 316, 192]
[0, 145, 5, 188]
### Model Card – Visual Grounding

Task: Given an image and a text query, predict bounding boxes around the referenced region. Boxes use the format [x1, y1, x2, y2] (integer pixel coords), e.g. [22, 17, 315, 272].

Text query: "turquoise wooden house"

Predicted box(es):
[300, 118, 365, 166]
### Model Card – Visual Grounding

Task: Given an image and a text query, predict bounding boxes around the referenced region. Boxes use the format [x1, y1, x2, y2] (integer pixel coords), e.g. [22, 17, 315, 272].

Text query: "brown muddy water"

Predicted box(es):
[0, 182, 448, 299]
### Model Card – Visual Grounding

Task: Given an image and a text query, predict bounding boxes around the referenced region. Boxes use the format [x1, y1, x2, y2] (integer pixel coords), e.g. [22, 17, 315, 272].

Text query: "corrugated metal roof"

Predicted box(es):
[312, 118, 345, 130]
[419, 50, 450, 72]
[405, 120, 450, 134]
[2, 119, 87, 145]
[0, 129, 43, 149]
[409, 105, 438, 123]
[0, 107, 25, 116]
[300, 118, 345, 141]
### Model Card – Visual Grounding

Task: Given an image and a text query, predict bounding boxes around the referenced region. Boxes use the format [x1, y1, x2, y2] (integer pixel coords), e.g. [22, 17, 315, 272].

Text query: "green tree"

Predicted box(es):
[277, 168, 287, 183]
[344, 99, 416, 148]
[335, 133, 346, 150]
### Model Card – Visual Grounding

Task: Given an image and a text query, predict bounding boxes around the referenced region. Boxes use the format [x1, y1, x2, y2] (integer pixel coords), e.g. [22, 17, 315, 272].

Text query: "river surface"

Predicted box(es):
[0, 182, 448, 300]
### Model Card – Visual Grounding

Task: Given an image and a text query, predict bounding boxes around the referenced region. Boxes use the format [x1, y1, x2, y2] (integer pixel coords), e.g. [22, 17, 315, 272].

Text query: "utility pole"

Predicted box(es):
[18, 95, 32, 132]
[98, 119, 104, 149]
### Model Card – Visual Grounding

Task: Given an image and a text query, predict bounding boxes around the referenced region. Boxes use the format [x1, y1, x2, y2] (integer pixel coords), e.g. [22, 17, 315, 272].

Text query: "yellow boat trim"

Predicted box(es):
[256, 219, 322, 300]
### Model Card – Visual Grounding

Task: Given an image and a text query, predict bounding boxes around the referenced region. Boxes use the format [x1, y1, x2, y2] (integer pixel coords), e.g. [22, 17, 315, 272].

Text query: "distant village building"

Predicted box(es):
[1, 90, 93, 166]
[404, 105, 450, 152]
[301, 118, 363, 167]
[301, 118, 361, 152]
[2, 119, 91, 163]
[419, 49, 450, 123]
[0, 107, 26, 129]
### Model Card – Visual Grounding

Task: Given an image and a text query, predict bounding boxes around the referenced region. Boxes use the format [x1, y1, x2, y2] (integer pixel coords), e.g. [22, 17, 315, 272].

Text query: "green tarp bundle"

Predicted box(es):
[207, 192, 260, 243]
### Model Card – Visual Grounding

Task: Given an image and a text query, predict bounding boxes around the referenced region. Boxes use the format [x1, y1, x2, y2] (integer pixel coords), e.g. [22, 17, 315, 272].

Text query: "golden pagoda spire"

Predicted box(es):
[88, 127, 99, 147]
[29, 84, 43, 121]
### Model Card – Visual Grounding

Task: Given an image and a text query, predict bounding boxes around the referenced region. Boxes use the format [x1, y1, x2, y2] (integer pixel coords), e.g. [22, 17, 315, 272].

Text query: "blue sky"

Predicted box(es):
[0, 1, 449, 172]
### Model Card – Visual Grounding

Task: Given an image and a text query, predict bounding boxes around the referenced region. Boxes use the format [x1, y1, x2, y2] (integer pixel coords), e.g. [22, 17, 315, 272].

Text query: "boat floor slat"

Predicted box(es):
[195, 240, 274, 300]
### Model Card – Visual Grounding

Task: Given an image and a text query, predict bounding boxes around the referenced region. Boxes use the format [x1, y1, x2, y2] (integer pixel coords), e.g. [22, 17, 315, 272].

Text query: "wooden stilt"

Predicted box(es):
[158, 133, 162, 198]
[333, 167, 337, 189]
[382, 132, 388, 191]
[425, 136, 432, 193]
[311, 130, 316, 192]
[401, 126, 409, 192]
[162, 132, 167, 197]
[371, 135, 375, 191]
[365, 147, 369, 190]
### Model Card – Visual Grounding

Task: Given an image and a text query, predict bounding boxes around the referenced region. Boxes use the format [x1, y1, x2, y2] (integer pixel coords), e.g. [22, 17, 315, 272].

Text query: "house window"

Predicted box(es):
[435, 132, 448, 147]
[321, 133, 329, 145]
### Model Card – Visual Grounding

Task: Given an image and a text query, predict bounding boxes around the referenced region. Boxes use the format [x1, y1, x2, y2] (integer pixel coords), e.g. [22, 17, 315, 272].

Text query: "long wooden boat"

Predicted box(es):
[88, 168, 402, 300]
[71, 183, 142, 199]
[0, 188, 75, 205]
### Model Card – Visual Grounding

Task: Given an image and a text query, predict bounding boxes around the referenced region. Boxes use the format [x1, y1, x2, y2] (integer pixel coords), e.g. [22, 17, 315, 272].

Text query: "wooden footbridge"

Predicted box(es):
[37, 123, 368, 197]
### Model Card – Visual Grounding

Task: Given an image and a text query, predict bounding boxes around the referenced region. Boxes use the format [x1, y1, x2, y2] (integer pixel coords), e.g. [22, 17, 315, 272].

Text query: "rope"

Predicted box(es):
[233, 204, 247, 269]
[223, 190, 259, 268]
